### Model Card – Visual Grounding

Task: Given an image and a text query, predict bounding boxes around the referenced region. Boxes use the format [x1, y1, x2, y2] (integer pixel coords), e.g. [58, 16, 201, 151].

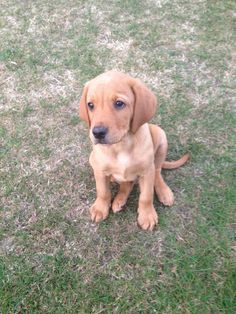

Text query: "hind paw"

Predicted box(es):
[156, 186, 174, 206]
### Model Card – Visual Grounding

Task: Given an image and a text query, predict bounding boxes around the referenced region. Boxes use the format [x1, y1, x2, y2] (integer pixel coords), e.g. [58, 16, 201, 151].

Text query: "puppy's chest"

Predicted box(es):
[111, 152, 133, 180]
[91, 150, 151, 182]
[108, 152, 141, 182]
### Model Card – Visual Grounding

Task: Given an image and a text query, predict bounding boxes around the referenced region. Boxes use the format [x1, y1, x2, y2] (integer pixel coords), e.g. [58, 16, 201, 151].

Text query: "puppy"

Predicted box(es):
[79, 71, 189, 230]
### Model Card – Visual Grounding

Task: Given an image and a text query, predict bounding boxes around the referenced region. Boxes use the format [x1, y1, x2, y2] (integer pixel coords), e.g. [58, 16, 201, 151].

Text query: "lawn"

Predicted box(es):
[0, 0, 235, 312]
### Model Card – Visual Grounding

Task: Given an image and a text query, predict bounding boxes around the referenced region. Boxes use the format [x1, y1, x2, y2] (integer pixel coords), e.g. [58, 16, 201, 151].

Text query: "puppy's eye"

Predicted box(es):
[114, 100, 126, 110]
[87, 102, 94, 110]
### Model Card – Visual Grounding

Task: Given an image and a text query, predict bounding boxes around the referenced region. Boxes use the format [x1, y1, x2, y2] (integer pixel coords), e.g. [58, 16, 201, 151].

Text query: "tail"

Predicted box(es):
[162, 153, 190, 170]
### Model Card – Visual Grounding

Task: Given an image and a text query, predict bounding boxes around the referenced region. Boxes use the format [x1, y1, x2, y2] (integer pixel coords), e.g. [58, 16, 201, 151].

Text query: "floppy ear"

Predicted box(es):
[130, 78, 157, 133]
[79, 83, 90, 126]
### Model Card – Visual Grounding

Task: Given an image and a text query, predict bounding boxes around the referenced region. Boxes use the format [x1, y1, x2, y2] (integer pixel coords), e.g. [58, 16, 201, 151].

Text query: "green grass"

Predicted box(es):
[0, 0, 235, 313]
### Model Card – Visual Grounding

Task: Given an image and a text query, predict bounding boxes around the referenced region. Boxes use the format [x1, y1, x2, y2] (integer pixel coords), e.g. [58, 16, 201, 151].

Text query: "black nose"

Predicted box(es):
[92, 126, 108, 139]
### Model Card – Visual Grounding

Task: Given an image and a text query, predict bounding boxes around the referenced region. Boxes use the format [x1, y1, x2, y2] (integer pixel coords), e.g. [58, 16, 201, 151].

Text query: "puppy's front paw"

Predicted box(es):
[90, 199, 110, 223]
[137, 207, 158, 231]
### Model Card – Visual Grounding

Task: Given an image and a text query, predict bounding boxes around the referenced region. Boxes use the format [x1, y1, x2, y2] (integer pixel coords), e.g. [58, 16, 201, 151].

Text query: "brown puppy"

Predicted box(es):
[79, 71, 189, 230]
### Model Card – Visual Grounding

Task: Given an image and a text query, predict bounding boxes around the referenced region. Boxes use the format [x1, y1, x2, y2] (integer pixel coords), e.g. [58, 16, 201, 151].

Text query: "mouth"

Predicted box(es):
[90, 127, 129, 145]
[93, 132, 128, 145]
[94, 138, 108, 145]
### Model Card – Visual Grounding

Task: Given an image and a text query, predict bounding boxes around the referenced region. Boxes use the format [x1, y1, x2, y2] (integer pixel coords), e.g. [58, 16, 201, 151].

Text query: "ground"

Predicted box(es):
[0, 0, 235, 313]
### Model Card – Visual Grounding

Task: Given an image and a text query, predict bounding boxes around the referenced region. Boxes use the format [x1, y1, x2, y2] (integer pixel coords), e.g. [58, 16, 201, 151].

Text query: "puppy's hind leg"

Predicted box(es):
[153, 128, 174, 206]
[112, 181, 134, 213]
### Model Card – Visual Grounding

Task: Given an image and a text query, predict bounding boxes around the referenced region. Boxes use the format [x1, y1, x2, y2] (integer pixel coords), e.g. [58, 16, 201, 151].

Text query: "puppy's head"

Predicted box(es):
[79, 71, 157, 145]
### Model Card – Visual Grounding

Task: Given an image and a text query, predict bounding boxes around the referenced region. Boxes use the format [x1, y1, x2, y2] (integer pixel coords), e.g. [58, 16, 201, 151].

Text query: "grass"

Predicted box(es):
[0, 0, 235, 312]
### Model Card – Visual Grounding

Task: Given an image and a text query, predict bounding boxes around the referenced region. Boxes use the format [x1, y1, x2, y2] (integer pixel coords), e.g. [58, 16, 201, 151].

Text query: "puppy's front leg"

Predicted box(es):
[90, 170, 111, 223]
[137, 165, 158, 231]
